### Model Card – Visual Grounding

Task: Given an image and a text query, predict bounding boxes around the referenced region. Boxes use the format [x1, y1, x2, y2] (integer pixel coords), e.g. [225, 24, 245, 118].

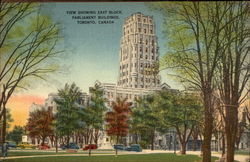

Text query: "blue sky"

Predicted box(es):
[25, 2, 180, 97]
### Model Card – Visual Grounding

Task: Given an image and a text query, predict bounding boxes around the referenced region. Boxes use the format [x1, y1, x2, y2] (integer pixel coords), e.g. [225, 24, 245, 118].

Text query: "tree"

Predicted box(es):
[7, 126, 24, 144]
[55, 83, 83, 146]
[105, 98, 131, 155]
[132, 93, 168, 150]
[150, 2, 242, 161]
[214, 2, 250, 161]
[83, 83, 107, 145]
[0, 2, 63, 144]
[26, 107, 54, 145]
[0, 108, 13, 141]
[160, 91, 203, 154]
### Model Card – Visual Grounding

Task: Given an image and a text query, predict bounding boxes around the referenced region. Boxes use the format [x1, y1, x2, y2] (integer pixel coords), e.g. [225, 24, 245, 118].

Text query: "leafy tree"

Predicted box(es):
[83, 83, 107, 145]
[132, 93, 169, 150]
[214, 2, 250, 160]
[26, 107, 54, 145]
[105, 98, 131, 154]
[160, 92, 203, 154]
[7, 126, 24, 144]
[55, 83, 83, 145]
[149, 2, 245, 161]
[0, 2, 63, 144]
[0, 109, 13, 140]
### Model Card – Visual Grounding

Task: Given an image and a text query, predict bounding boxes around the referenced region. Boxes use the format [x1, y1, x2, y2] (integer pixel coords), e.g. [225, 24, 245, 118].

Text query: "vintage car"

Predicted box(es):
[83, 144, 97, 150]
[125, 144, 142, 152]
[38, 143, 50, 150]
[113, 144, 125, 150]
[6, 141, 17, 148]
[60, 143, 79, 150]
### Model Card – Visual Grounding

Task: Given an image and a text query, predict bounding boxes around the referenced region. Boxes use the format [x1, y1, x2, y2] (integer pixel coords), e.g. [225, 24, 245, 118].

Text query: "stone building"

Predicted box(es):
[117, 12, 161, 89]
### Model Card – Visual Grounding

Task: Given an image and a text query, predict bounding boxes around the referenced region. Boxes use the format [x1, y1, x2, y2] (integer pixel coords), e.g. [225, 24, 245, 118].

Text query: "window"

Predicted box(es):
[150, 30, 153, 34]
[138, 18, 141, 22]
[144, 29, 146, 34]
[141, 63, 143, 67]
[152, 55, 154, 60]
[146, 55, 148, 59]
[138, 28, 141, 32]
[146, 40, 148, 45]
[140, 47, 142, 52]
[146, 48, 148, 53]
[140, 54, 143, 58]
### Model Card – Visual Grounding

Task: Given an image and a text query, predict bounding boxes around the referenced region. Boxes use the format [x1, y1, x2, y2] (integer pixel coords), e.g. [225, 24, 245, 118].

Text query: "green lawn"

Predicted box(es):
[7, 151, 113, 157]
[235, 150, 250, 155]
[4, 154, 219, 162]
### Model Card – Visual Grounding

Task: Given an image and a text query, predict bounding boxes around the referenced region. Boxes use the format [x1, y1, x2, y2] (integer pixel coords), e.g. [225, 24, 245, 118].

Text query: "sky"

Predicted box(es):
[7, 2, 180, 129]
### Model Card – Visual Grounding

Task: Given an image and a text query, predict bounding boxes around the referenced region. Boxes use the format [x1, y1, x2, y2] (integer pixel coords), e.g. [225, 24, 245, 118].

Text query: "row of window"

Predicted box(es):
[120, 62, 158, 71]
[121, 44, 156, 53]
[118, 77, 160, 84]
[122, 35, 156, 45]
[122, 54, 156, 61]
[124, 28, 153, 35]
[125, 17, 153, 25]
[118, 83, 157, 89]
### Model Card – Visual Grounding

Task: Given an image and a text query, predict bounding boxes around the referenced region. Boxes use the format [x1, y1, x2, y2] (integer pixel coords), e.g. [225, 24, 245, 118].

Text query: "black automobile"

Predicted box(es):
[113, 144, 125, 150]
[6, 141, 17, 148]
[125, 144, 142, 152]
[60, 143, 79, 150]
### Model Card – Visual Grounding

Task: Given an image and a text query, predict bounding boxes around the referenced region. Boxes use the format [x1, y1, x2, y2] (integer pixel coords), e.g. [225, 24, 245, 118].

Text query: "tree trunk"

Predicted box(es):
[55, 134, 58, 154]
[192, 139, 197, 151]
[1, 106, 6, 145]
[67, 134, 70, 145]
[180, 142, 186, 154]
[222, 134, 225, 156]
[135, 133, 138, 144]
[94, 129, 99, 145]
[151, 129, 155, 151]
[1, 106, 6, 156]
[202, 92, 213, 162]
[225, 104, 238, 162]
[42, 136, 46, 145]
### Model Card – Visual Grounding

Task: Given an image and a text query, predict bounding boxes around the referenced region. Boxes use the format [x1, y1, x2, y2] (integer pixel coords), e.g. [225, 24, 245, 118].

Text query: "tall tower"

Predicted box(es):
[117, 13, 160, 88]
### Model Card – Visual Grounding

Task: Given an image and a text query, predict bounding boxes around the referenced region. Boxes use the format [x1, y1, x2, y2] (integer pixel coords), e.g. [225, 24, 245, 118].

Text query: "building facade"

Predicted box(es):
[118, 13, 161, 89]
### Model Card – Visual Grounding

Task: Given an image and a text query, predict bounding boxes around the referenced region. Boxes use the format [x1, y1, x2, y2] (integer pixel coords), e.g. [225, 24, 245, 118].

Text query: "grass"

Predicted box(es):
[7, 151, 114, 157]
[235, 150, 250, 155]
[4, 153, 219, 162]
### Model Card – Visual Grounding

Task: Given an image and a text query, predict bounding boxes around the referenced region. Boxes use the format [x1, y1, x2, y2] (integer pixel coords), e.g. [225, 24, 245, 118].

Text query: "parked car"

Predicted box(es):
[113, 144, 125, 150]
[60, 143, 79, 150]
[83, 144, 97, 150]
[6, 141, 16, 148]
[38, 144, 50, 150]
[17, 142, 36, 149]
[125, 144, 142, 152]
